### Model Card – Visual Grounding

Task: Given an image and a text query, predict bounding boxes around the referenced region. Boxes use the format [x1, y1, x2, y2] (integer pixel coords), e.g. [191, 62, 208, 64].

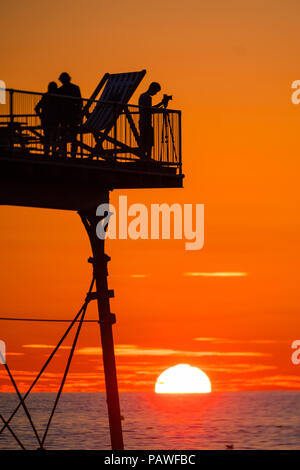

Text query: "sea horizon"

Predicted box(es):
[1, 391, 300, 450]
[1, 389, 299, 393]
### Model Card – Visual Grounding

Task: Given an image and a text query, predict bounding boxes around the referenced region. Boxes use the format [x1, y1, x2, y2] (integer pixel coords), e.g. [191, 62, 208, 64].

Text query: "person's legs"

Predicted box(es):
[147, 125, 154, 158]
[144, 125, 154, 158]
[139, 125, 146, 157]
[43, 126, 50, 156]
[48, 126, 58, 156]
[139, 123, 153, 158]
[58, 121, 69, 156]
[70, 122, 79, 158]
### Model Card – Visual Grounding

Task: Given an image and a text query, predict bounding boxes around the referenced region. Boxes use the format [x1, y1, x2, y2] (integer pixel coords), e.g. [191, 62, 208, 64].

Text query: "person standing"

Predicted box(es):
[138, 82, 167, 158]
[35, 82, 60, 157]
[57, 72, 82, 158]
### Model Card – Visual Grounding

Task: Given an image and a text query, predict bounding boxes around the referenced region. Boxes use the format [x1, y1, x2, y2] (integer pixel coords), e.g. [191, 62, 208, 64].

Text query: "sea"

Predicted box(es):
[0, 392, 299, 450]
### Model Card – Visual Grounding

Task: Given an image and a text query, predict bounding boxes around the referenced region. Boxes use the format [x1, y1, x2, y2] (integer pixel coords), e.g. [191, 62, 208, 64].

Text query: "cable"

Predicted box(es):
[0, 275, 95, 439]
[0, 414, 26, 450]
[41, 304, 88, 447]
[0, 317, 99, 323]
[4, 362, 42, 447]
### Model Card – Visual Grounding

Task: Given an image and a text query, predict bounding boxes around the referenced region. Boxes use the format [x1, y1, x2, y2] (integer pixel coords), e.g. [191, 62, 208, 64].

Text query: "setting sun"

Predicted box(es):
[155, 364, 212, 394]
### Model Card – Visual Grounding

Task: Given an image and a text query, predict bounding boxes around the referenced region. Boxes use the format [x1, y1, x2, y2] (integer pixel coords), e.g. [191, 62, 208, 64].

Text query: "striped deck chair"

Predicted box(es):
[79, 70, 146, 160]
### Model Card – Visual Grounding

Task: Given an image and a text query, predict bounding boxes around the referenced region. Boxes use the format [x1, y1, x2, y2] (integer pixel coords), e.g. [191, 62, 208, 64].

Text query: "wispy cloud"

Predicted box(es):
[184, 272, 248, 277]
[76, 344, 270, 358]
[223, 375, 300, 390]
[6, 352, 24, 356]
[0, 369, 107, 393]
[194, 337, 280, 345]
[262, 375, 300, 386]
[22, 344, 71, 350]
[204, 363, 277, 374]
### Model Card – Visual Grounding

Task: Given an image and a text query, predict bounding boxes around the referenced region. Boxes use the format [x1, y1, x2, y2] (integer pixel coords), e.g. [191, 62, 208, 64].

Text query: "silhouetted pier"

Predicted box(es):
[0, 71, 184, 450]
[0, 85, 182, 209]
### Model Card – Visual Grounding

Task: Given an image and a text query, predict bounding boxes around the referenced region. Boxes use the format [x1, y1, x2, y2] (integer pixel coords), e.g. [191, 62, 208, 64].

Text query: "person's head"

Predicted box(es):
[59, 72, 71, 85]
[148, 82, 161, 96]
[48, 81, 58, 93]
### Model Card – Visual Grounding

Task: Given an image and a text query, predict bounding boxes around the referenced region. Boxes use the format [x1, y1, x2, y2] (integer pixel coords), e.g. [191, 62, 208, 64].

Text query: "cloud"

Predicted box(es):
[222, 375, 300, 390]
[184, 272, 248, 277]
[22, 344, 71, 350]
[194, 337, 280, 345]
[6, 352, 24, 356]
[204, 363, 277, 374]
[76, 344, 270, 358]
[261, 375, 300, 385]
[0, 368, 109, 393]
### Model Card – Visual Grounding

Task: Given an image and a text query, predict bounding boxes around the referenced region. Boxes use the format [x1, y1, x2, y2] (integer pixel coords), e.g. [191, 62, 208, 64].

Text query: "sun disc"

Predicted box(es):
[155, 364, 211, 394]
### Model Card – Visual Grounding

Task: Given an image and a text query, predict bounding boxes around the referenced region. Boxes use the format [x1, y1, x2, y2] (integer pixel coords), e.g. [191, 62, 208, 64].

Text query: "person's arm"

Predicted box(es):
[75, 86, 83, 109]
[154, 95, 169, 108]
[35, 97, 43, 117]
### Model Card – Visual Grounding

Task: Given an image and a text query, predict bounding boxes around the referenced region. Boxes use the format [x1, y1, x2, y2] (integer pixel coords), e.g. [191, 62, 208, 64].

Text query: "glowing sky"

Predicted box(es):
[0, 0, 300, 392]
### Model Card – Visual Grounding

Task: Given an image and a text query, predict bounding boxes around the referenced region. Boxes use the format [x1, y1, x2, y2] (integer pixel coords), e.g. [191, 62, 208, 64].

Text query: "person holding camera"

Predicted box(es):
[138, 82, 171, 158]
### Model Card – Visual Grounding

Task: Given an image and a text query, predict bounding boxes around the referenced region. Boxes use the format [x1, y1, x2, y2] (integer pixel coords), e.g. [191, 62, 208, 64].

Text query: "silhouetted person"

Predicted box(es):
[57, 72, 82, 158]
[35, 82, 60, 157]
[138, 82, 168, 158]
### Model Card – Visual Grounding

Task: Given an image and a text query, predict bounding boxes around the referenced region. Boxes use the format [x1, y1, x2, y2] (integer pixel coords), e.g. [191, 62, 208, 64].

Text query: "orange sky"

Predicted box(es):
[1, 0, 300, 393]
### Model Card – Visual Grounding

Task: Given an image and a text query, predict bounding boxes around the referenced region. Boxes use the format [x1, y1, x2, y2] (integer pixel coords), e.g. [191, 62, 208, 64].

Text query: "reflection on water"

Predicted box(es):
[0, 391, 300, 449]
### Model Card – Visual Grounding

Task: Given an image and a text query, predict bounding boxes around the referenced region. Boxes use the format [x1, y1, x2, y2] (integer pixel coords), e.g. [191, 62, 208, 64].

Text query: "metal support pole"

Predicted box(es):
[9, 90, 14, 152]
[9, 89, 14, 124]
[178, 110, 182, 175]
[79, 200, 124, 450]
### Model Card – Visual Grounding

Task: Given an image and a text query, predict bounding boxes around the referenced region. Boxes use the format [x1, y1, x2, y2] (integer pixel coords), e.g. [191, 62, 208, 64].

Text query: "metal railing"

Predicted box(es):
[0, 88, 182, 174]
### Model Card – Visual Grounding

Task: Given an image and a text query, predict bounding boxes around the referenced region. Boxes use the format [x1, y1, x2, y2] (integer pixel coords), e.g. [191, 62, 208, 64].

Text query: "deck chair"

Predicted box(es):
[78, 70, 146, 160]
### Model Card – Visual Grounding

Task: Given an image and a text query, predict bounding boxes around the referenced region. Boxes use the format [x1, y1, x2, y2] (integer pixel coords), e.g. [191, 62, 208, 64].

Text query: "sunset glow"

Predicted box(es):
[155, 364, 212, 394]
[184, 272, 248, 277]
[0, 0, 300, 396]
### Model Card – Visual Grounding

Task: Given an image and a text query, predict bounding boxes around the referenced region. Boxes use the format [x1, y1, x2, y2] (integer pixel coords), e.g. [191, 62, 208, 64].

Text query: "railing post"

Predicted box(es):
[113, 103, 117, 158]
[9, 89, 14, 124]
[178, 110, 182, 175]
[165, 109, 169, 163]
[9, 90, 14, 152]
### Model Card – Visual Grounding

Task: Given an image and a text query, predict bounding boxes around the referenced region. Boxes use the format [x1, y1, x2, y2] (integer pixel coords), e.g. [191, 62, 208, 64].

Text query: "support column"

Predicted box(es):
[79, 197, 124, 450]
